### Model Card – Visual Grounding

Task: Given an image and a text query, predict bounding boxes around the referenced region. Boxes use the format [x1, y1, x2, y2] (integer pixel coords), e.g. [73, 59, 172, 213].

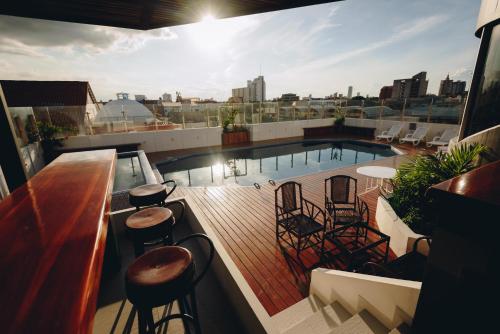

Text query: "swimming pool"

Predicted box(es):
[113, 151, 156, 193]
[157, 140, 396, 187]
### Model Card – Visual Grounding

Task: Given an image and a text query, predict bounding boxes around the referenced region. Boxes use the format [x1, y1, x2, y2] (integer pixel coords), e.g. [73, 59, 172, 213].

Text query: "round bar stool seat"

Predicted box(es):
[126, 207, 175, 256]
[125, 246, 195, 308]
[129, 184, 167, 209]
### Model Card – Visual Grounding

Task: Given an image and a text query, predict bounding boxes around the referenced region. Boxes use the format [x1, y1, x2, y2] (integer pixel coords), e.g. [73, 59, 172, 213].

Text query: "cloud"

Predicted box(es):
[283, 14, 449, 74]
[0, 15, 177, 56]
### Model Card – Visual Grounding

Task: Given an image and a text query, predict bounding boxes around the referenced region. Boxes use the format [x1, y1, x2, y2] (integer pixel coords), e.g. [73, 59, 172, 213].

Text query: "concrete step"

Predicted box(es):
[329, 310, 389, 334]
[281, 301, 353, 334]
[271, 295, 326, 333]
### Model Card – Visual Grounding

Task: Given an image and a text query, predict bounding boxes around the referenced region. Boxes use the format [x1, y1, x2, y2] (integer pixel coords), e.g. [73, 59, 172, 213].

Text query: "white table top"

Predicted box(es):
[356, 166, 397, 179]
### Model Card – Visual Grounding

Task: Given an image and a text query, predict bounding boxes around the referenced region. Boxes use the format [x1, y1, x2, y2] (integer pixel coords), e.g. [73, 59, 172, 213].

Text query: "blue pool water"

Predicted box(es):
[157, 140, 396, 187]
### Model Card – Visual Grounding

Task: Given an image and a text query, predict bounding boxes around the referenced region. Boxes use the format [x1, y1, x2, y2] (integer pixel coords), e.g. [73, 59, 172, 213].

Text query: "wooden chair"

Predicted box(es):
[275, 181, 326, 259]
[325, 175, 358, 230]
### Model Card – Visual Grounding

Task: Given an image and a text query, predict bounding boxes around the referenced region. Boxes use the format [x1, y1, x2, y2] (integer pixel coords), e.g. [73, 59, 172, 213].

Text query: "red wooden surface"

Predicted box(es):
[431, 160, 500, 206]
[222, 130, 250, 145]
[0, 149, 116, 334]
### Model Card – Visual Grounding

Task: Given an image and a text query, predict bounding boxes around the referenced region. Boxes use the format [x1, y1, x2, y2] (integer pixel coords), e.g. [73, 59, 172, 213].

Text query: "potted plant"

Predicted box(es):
[37, 121, 64, 163]
[376, 143, 486, 256]
[222, 107, 250, 145]
[332, 106, 346, 134]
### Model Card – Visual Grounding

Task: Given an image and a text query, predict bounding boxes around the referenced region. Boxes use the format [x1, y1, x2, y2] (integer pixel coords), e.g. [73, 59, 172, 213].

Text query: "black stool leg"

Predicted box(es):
[137, 307, 155, 334]
[137, 308, 148, 334]
[178, 297, 192, 334]
[190, 289, 202, 334]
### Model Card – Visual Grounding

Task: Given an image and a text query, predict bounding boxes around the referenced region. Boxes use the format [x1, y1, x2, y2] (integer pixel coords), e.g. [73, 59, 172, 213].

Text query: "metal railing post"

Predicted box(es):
[401, 98, 406, 121]
[427, 98, 433, 123]
[276, 102, 280, 122]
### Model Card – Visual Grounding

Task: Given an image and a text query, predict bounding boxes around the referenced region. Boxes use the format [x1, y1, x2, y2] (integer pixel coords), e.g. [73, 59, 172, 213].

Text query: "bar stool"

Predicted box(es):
[129, 180, 177, 211]
[125, 234, 214, 334]
[126, 207, 175, 257]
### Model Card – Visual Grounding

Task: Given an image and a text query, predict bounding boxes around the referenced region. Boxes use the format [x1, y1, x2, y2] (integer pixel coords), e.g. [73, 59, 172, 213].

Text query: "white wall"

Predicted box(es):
[248, 118, 334, 142]
[64, 127, 223, 153]
[63, 118, 460, 154]
[310, 268, 421, 329]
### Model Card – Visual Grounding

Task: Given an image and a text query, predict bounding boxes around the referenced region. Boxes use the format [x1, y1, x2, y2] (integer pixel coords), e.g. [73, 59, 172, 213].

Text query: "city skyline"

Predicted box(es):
[0, 0, 480, 101]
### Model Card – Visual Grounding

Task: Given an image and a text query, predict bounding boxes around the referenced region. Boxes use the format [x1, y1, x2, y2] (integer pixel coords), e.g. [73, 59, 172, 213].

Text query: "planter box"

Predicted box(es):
[222, 130, 250, 145]
[375, 197, 429, 257]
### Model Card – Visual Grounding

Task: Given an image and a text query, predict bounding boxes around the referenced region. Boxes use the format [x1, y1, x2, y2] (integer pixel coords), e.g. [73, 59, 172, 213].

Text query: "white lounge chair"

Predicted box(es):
[399, 126, 429, 146]
[375, 124, 403, 142]
[426, 128, 458, 147]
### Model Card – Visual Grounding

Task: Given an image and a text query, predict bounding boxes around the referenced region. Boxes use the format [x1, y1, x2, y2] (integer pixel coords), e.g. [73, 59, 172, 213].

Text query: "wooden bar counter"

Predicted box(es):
[0, 149, 116, 334]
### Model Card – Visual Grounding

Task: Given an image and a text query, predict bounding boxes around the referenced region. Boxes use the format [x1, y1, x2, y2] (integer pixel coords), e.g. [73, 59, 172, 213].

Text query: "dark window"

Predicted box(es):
[467, 24, 500, 136]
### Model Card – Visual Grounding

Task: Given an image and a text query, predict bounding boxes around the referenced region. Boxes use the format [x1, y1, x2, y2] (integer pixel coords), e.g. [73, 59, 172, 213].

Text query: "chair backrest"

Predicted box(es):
[357, 197, 370, 225]
[412, 126, 429, 139]
[388, 123, 403, 136]
[275, 181, 302, 213]
[325, 175, 357, 205]
[440, 128, 458, 142]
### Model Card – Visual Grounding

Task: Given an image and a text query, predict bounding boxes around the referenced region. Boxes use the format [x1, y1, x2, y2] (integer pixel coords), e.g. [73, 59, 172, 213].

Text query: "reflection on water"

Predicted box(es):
[158, 141, 395, 187]
[114, 156, 145, 192]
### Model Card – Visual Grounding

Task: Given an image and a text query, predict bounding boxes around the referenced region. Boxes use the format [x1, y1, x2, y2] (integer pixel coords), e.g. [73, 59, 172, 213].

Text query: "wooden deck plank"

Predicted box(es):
[169, 143, 428, 315]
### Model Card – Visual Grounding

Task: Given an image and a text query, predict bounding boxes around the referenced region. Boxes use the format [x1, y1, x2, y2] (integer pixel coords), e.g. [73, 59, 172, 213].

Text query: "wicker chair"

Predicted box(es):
[275, 181, 326, 258]
[325, 175, 358, 230]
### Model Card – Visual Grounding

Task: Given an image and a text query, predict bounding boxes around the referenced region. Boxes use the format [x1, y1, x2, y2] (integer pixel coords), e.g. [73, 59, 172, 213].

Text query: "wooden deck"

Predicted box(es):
[172, 144, 423, 316]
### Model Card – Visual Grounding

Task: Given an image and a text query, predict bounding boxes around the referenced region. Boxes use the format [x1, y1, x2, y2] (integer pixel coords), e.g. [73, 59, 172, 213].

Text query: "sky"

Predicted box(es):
[0, 0, 481, 101]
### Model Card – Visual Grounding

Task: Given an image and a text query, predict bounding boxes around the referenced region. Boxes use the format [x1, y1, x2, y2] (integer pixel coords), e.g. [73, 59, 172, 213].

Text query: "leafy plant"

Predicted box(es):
[223, 107, 248, 133]
[333, 106, 346, 126]
[334, 114, 345, 126]
[37, 122, 63, 144]
[389, 143, 487, 235]
[25, 121, 40, 143]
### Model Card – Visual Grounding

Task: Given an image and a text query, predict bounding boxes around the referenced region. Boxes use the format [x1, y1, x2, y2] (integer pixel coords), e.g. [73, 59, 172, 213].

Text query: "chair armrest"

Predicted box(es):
[380, 130, 388, 136]
[431, 136, 440, 142]
[412, 236, 432, 253]
[161, 179, 177, 197]
[302, 198, 326, 225]
[358, 262, 398, 278]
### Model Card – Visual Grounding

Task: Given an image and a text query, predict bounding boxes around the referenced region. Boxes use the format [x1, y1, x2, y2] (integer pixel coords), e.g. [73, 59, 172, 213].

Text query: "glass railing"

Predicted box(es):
[8, 97, 465, 140]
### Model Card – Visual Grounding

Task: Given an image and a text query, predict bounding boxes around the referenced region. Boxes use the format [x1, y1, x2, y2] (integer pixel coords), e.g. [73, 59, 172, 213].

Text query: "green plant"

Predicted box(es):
[223, 107, 247, 133]
[37, 122, 64, 147]
[25, 121, 40, 143]
[334, 114, 345, 126]
[389, 143, 487, 235]
[334, 106, 346, 126]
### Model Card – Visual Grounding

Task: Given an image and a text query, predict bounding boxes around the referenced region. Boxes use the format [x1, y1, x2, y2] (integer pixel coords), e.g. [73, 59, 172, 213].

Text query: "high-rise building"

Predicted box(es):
[347, 86, 353, 99]
[231, 76, 266, 102]
[134, 94, 146, 101]
[391, 72, 428, 99]
[439, 75, 466, 96]
[379, 86, 393, 100]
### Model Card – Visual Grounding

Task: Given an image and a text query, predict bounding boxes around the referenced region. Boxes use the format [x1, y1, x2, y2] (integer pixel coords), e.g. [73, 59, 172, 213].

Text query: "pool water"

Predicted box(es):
[157, 140, 395, 187]
[114, 156, 145, 192]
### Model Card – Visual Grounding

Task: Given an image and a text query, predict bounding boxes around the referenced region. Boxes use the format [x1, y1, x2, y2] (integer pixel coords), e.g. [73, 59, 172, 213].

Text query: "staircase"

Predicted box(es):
[271, 269, 420, 334]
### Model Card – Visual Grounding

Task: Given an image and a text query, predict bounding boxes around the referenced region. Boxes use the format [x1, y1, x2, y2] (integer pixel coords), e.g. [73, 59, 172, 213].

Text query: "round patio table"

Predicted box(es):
[356, 166, 397, 192]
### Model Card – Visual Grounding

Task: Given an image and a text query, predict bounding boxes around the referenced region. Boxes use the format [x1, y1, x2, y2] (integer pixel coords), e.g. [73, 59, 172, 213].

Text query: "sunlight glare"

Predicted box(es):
[188, 14, 230, 51]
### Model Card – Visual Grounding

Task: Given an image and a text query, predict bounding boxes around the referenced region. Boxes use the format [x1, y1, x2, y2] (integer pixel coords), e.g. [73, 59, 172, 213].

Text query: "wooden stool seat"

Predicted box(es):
[129, 184, 167, 209]
[125, 246, 194, 307]
[126, 207, 175, 256]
